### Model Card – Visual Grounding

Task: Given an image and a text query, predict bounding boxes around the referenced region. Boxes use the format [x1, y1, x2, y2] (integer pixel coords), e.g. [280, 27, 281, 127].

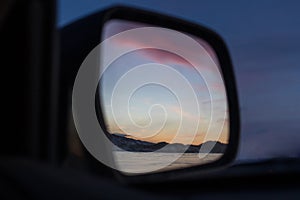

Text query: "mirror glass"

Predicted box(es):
[98, 19, 229, 174]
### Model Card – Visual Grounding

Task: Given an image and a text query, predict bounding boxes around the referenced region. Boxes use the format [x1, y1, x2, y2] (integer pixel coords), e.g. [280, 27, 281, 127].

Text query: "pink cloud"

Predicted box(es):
[139, 49, 191, 66]
[106, 20, 220, 70]
[112, 36, 218, 72]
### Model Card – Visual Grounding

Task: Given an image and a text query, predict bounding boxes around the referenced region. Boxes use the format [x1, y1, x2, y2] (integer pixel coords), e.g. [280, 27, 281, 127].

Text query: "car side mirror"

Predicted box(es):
[72, 6, 239, 183]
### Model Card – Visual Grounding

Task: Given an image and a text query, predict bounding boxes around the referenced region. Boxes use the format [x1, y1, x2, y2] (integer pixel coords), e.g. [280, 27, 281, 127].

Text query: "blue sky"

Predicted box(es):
[59, 0, 300, 160]
[99, 20, 229, 145]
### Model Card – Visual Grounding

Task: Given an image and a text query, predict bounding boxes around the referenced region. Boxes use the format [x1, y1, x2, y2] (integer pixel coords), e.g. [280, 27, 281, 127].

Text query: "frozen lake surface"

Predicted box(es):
[113, 151, 223, 174]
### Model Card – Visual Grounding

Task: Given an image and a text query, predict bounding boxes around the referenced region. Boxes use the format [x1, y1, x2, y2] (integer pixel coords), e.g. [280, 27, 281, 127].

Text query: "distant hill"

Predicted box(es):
[108, 133, 226, 153]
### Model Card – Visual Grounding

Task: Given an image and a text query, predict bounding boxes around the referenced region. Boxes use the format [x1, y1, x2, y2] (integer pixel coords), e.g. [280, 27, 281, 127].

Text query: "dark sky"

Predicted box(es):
[59, 0, 300, 161]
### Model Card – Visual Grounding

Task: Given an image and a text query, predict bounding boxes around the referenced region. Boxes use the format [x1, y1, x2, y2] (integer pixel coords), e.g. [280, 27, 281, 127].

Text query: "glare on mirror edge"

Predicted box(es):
[99, 19, 229, 174]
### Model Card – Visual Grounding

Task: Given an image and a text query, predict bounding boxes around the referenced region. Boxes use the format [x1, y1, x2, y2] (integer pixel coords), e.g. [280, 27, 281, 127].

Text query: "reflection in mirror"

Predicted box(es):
[98, 19, 229, 174]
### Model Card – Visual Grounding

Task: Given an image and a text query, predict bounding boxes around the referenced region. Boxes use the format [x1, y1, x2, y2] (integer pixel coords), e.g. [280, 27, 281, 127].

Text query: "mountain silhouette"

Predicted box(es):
[108, 133, 226, 153]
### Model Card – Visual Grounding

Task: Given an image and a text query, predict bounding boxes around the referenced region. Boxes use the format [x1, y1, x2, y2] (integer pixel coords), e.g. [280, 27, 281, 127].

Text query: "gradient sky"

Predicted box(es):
[59, 0, 300, 161]
[99, 20, 229, 145]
